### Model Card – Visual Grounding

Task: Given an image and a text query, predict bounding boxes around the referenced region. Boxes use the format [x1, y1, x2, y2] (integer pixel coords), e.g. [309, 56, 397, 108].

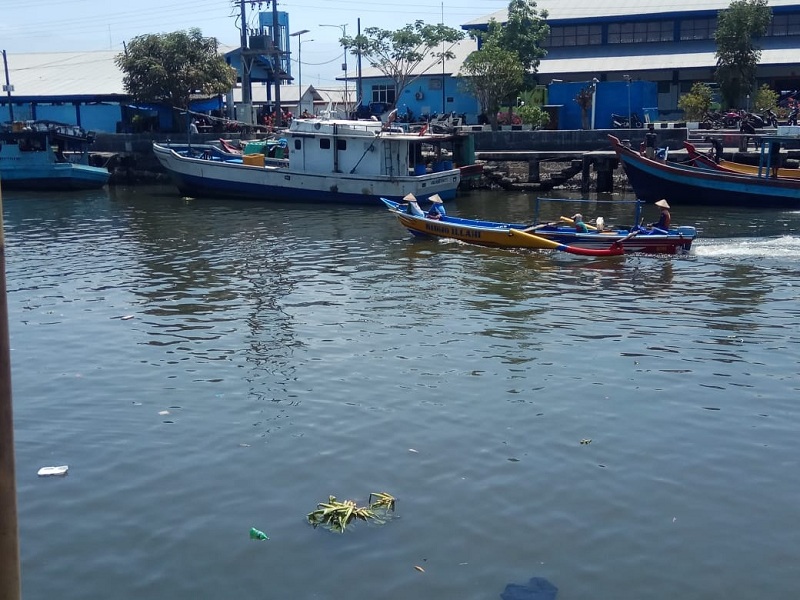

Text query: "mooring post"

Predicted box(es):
[595, 156, 615, 193]
[0, 181, 22, 600]
[527, 158, 540, 183]
[581, 155, 592, 194]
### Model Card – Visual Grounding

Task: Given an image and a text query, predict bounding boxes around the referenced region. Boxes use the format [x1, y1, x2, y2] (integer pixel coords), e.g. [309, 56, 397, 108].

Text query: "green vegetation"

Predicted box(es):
[307, 492, 396, 533]
[714, 0, 772, 108]
[115, 29, 236, 129]
[457, 23, 525, 130]
[678, 82, 714, 120]
[753, 83, 779, 112]
[342, 21, 464, 107]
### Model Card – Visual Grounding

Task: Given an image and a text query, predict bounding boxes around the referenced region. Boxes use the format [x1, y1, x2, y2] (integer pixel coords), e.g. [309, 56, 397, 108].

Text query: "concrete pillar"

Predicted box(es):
[594, 156, 616, 193]
[527, 158, 540, 183]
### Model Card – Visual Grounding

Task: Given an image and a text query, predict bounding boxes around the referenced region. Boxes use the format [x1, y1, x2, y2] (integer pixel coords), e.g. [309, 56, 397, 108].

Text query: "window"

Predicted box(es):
[371, 84, 396, 105]
[680, 18, 717, 41]
[768, 14, 800, 36]
[545, 24, 601, 47]
[294, 139, 301, 150]
[429, 78, 442, 91]
[609, 21, 672, 44]
[320, 138, 330, 150]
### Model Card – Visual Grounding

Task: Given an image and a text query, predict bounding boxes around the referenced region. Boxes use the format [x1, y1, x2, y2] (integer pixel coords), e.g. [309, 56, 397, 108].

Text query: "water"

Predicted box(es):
[4, 185, 800, 600]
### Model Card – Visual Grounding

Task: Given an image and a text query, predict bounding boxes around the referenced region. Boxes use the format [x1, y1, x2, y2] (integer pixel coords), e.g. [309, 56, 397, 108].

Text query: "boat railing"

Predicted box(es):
[533, 197, 644, 227]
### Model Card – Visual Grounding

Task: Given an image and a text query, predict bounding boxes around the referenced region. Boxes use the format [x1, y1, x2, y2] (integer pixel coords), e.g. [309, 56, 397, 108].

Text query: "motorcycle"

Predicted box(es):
[743, 112, 764, 128]
[611, 112, 643, 128]
[762, 109, 778, 128]
[701, 111, 724, 130]
[788, 106, 799, 126]
[722, 110, 742, 128]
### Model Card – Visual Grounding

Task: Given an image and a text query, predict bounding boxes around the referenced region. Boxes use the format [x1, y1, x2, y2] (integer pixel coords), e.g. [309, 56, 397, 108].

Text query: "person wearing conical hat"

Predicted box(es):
[426, 194, 446, 220]
[648, 199, 671, 230]
[403, 192, 424, 216]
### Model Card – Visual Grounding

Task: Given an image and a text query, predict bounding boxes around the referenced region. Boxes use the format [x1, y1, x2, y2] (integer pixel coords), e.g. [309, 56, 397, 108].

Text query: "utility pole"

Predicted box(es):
[272, 0, 283, 125]
[356, 19, 362, 109]
[238, 0, 253, 124]
[0, 182, 22, 600]
[2, 50, 14, 122]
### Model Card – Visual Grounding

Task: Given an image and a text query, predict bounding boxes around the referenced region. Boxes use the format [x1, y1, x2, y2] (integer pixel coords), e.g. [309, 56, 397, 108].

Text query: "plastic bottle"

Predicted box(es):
[249, 527, 269, 540]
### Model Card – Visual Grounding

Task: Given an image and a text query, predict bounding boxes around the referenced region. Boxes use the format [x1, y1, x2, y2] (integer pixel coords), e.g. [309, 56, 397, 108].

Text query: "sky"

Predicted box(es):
[0, 0, 506, 88]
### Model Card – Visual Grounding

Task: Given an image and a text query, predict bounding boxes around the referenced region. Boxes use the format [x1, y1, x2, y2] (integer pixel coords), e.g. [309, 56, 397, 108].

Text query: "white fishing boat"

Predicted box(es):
[152, 114, 480, 205]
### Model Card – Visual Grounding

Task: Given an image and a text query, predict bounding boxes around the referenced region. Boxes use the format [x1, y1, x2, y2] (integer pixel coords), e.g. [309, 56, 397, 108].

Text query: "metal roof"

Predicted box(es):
[538, 36, 799, 75]
[464, 0, 800, 26]
[4, 51, 125, 97]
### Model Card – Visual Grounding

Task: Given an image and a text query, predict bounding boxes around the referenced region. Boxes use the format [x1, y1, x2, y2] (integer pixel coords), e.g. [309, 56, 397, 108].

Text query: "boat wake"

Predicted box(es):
[693, 235, 800, 258]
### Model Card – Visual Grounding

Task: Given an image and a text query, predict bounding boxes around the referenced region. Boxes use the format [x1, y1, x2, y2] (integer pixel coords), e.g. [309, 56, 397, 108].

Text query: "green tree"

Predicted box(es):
[115, 28, 237, 128]
[678, 82, 714, 120]
[753, 83, 778, 111]
[457, 25, 524, 131]
[516, 103, 549, 128]
[496, 0, 549, 86]
[342, 21, 464, 108]
[714, 0, 772, 108]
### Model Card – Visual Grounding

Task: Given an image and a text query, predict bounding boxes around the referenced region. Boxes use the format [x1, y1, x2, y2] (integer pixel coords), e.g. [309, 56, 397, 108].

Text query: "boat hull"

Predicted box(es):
[382, 200, 694, 255]
[611, 135, 800, 208]
[153, 143, 460, 205]
[0, 163, 110, 190]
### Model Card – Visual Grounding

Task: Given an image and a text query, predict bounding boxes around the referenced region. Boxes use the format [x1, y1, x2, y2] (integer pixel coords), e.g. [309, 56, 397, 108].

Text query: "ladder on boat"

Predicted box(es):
[384, 143, 394, 178]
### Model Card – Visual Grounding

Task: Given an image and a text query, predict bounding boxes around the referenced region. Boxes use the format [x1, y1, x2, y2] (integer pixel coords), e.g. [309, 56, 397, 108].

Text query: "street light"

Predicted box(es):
[320, 23, 348, 115]
[623, 74, 631, 128]
[290, 29, 311, 114]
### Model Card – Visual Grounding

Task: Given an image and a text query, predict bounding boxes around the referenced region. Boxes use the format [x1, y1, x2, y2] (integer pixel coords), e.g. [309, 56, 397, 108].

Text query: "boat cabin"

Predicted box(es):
[285, 116, 471, 177]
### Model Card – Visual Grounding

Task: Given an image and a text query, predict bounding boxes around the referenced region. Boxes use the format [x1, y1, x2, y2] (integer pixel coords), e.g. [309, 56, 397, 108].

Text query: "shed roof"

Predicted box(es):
[464, 0, 800, 26]
[4, 51, 125, 97]
[538, 39, 799, 76]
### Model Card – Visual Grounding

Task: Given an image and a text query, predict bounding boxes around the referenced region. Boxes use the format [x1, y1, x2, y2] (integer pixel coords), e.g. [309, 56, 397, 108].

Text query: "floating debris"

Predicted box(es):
[580, 439, 592, 445]
[307, 492, 396, 533]
[249, 527, 269, 540]
[414, 565, 425, 573]
[38, 465, 69, 477]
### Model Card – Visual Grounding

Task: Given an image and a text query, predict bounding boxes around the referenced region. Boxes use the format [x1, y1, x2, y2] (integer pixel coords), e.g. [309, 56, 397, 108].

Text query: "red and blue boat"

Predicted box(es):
[610, 134, 800, 209]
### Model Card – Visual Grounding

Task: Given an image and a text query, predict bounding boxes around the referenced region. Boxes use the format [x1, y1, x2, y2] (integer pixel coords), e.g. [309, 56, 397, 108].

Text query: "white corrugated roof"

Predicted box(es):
[5, 44, 240, 98]
[5, 51, 125, 96]
[464, 0, 800, 26]
[537, 45, 797, 75]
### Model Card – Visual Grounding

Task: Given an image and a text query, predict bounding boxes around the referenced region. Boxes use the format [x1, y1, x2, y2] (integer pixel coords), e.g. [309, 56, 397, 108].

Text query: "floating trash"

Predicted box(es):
[249, 527, 269, 540]
[38, 465, 69, 477]
[307, 492, 396, 533]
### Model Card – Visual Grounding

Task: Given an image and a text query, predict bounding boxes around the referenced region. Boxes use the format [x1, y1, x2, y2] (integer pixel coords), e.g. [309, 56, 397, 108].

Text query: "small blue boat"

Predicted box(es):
[0, 121, 110, 190]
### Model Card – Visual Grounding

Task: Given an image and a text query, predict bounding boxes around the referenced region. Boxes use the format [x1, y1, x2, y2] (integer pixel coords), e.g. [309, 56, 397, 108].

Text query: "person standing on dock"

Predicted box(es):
[704, 136, 724, 163]
[644, 123, 657, 159]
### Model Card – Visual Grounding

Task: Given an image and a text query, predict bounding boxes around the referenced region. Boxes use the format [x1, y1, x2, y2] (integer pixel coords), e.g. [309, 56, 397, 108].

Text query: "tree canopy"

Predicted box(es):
[115, 28, 237, 111]
[714, 0, 772, 108]
[678, 82, 714, 120]
[457, 23, 525, 130]
[342, 21, 464, 107]
[495, 0, 549, 80]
